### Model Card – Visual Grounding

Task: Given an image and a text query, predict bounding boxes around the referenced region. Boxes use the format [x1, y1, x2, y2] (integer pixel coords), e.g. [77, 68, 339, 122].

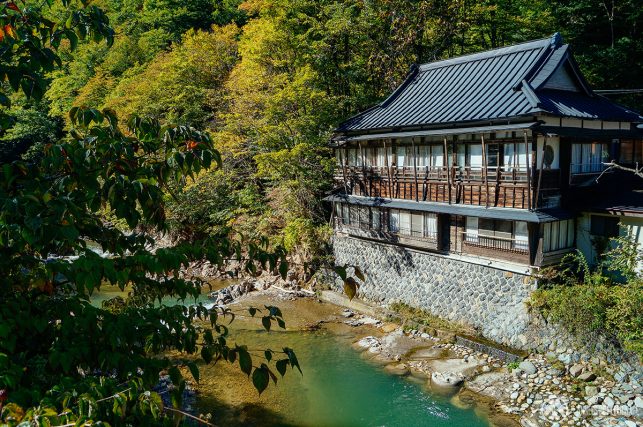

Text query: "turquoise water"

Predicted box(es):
[91, 287, 491, 427]
[195, 329, 490, 427]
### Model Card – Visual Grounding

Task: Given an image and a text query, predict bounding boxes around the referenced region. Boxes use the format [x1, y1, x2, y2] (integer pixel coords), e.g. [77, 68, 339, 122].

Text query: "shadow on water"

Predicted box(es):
[188, 399, 299, 427]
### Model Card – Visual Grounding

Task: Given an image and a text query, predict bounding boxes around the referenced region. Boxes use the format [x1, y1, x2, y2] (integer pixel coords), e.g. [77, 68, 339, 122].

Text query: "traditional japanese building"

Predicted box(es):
[326, 34, 643, 348]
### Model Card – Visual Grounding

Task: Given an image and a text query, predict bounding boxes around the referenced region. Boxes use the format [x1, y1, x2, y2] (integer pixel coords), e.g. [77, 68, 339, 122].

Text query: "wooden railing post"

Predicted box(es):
[412, 137, 419, 202]
[444, 137, 451, 204]
[524, 131, 532, 210]
[535, 135, 547, 209]
[481, 133, 489, 208]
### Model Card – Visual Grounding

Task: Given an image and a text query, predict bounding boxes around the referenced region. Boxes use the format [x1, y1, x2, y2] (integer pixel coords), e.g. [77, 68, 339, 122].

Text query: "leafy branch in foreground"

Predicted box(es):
[0, 107, 299, 426]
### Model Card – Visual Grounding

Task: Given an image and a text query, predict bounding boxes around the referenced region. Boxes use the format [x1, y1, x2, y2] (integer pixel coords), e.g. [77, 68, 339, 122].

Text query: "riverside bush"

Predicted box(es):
[530, 238, 643, 358]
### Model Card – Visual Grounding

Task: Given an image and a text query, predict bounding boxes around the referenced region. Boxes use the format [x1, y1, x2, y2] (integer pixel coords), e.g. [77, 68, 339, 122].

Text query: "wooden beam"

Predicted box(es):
[383, 139, 391, 198]
[412, 137, 419, 202]
[481, 134, 489, 208]
[359, 141, 366, 196]
[444, 137, 451, 204]
[535, 135, 547, 209]
[524, 131, 532, 210]
[340, 146, 349, 195]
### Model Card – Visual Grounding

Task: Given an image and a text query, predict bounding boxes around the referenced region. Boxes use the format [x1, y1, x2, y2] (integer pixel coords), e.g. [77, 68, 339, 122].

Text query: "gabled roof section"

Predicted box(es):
[337, 33, 642, 134]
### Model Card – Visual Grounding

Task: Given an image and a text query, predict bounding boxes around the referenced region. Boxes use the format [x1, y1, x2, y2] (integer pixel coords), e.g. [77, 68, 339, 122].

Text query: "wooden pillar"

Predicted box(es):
[444, 137, 451, 204]
[524, 131, 532, 210]
[383, 139, 391, 198]
[412, 137, 419, 202]
[358, 141, 366, 196]
[535, 135, 547, 210]
[340, 144, 349, 195]
[481, 133, 489, 208]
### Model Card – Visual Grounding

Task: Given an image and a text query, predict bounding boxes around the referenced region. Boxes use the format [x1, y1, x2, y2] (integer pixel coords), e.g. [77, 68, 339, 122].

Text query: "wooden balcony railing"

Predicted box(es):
[462, 232, 529, 254]
[337, 165, 529, 182]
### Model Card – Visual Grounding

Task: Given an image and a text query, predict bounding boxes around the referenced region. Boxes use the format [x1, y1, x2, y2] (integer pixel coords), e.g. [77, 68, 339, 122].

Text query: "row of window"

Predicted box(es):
[571, 143, 609, 173]
[334, 203, 437, 240]
[336, 142, 530, 170]
[334, 203, 577, 254]
[336, 142, 615, 174]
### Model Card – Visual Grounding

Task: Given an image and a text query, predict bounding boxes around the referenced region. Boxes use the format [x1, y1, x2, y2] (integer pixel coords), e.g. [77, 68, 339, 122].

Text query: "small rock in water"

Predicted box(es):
[578, 371, 596, 382]
[430, 371, 464, 388]
[341, 309, 354, 318]
[569, 363, 584, 377]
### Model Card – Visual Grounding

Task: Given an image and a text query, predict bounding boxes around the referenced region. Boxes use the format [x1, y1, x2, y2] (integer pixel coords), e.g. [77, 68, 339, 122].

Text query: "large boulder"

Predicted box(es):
[431, 371, 464, 388]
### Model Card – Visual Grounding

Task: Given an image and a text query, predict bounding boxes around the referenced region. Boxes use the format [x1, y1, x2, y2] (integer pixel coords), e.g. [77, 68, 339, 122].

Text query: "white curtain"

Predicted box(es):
[431, 145, 444, 168]
[425, 213, 437, 237]
[389, 210, 400, 232]
[465, 217, 478, 242]
[399, 211, 411, 235]
[411, 212, 423, 237]
[396, 147, 405, 168]
[514, 221, 528, 250]
[371, 207, 380, 230]
[503, 144, 515, 170]
[469, 144, 483, 168]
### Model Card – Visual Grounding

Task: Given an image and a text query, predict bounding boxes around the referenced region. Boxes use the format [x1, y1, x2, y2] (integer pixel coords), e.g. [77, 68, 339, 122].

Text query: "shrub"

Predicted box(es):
[531, 239, 643, 358]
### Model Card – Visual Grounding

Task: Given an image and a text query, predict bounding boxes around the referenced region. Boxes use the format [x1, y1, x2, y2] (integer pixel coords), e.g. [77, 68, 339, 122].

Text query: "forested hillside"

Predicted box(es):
[4, 0, 642, 262]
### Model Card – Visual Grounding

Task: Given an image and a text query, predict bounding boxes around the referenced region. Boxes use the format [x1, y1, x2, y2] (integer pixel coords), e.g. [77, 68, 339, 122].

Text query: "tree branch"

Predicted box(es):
[596, 162, 643, 182]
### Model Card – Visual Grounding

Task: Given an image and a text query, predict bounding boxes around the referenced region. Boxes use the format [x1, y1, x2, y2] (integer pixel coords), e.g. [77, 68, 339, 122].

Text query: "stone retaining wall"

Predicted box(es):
[332, 234, 536, 349]
[331, 234, 642, 378]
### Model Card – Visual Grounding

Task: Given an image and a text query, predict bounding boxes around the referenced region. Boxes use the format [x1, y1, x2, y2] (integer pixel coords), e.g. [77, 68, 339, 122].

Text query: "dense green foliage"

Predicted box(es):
[4, 0, 640, 262]
[1, 0, 641, 424]
[531, 236, 643, 357]
[0, 2, 305, 425]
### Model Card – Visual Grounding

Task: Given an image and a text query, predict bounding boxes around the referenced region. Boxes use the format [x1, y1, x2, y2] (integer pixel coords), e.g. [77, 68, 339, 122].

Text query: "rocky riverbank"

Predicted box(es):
[343, 308, 642, 427]
[196, 267, 642, 427]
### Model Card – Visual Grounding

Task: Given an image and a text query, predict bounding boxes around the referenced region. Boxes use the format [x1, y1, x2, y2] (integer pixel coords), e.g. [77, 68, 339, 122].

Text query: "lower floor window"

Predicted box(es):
[589, 215, 619, 238]
[389, 209, 437, 239]
[465, 217, 529, 251]
[543, 219, 575, 252]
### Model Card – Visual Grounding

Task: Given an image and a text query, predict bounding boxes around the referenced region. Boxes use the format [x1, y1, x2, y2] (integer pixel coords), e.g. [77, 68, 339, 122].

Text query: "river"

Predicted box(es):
[91, 283, 497, 427]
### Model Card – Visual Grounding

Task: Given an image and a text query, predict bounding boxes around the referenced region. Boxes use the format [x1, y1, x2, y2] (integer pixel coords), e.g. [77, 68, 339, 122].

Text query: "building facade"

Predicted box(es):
[327, 34, 643, 348]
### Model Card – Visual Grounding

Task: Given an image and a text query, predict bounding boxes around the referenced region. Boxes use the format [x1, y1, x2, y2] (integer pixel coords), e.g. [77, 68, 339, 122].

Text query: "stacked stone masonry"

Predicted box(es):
[332, 234, 536, 349]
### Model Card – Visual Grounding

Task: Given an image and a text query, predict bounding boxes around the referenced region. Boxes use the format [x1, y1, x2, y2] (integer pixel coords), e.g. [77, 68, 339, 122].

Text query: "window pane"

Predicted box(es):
[399, 211, 411, 235]
[457, 144, 466, 167]
[495, 220, 512, 239]
[567, 219, 574, 246]
[431, 145, 444, 168]
[411, 212, 423, 237]
[396, 147, 405, 168]
[465, 217, 478, 241]
[572, 144, 582, 173]
[469, 144, 483, 168]
[343, 204, 350, 224]
[514, 221, 528, 250]
[389, 210, 400, 233]
[425, 214, 437, 238]
[487, 144, 500, 167]
[359, 207, 369, 227]
[551, 221, 560, 251]
[371, 208, 380, 230]
[503, 143, 515, 169]
[479, 218, 495, 236]
[335, 203, 342, 220]
[559, 220, 568, 249]
[543, 223, 551, 252]
[590, 215, 619, 237]
[620, 140, 634, 164]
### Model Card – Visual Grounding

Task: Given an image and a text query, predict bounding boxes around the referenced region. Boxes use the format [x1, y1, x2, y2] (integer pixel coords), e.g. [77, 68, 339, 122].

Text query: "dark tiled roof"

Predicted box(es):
[337, 34, 642, 133]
